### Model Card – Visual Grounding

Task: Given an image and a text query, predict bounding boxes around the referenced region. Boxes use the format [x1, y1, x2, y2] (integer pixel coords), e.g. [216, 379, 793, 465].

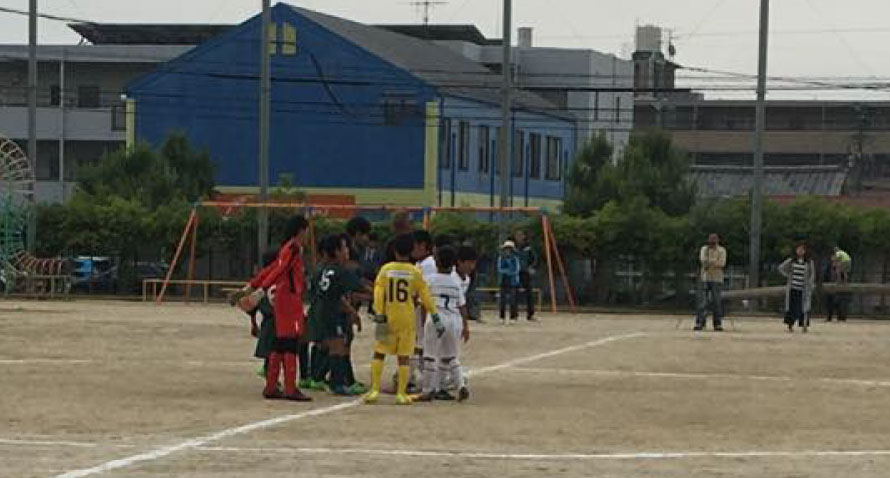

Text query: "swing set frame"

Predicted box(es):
[156, 202, 577, 313]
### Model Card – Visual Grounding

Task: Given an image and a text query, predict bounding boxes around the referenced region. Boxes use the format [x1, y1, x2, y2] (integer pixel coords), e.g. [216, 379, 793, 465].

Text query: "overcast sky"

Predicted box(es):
[2, 0, 889, 99]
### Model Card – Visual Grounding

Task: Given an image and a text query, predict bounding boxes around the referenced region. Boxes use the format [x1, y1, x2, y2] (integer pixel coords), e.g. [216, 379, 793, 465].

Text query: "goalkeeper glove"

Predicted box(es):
[431, 313, 446, 338]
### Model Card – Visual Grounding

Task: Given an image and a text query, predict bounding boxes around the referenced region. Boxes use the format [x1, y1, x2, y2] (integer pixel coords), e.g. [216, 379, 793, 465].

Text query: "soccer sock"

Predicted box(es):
[447, 358, 465, 388]
[312, 347, 330, 383]
[345, 354, 356, 386]
[422, 357, 437, 394]
[330, 355, 346, 389]
[283, 352, 297, 395]
[397, 365, 410, 397]
[264, 352, 282, 395]
[409, 354, 422, 385]
[370, 358, 384, 393]
[298, 342, 310, 381]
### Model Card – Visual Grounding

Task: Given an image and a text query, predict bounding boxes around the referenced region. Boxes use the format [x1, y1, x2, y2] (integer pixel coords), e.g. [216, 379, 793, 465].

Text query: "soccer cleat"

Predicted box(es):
[283, 390, 313, 402]
[413, 393, 434, 402]
[347, 382, 368, 395]
[307, 379, 328, 391]
[406, 382, 421, 395]
[363, 390, 380, 404]
[299, 378, 312, 389]
[458, 386, 470, 402]
[262, 389, 283, 400]
[693, 326, 704, 331]
[395, 394, 413, 405]
[714, 326, 724, 332]
[434, 390, 456, 401]
[330, 385, 361, 397]
[256, 364, 267, 379]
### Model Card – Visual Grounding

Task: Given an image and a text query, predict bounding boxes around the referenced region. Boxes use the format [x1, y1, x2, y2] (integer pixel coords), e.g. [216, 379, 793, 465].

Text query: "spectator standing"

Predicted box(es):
[513, 230, 538, 321]
[694, 233, 727, 332]
[497, 241, 521, 325]
[778, 242, 816, 333]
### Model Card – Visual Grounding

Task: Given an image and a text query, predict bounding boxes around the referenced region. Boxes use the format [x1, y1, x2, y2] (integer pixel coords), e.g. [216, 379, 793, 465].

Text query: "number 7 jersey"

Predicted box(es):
[374, 261, 438, 331]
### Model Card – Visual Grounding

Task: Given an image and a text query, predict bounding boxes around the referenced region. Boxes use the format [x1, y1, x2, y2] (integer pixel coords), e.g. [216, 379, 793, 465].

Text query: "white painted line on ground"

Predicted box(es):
[193, 445, 890, 461]
[51, 331, 646, 478]
[509, 367, 890, 388]
[0, 359, 92, 365]
[0, 438, 128, 449]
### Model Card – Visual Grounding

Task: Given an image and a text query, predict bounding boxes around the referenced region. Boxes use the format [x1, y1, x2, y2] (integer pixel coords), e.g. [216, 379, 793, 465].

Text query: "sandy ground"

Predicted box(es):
[2, 300, 890, 478]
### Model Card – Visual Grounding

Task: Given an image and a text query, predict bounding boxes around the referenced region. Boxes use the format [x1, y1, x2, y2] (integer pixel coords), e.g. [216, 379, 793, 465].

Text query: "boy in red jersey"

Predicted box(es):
[243, 215, 312, 401]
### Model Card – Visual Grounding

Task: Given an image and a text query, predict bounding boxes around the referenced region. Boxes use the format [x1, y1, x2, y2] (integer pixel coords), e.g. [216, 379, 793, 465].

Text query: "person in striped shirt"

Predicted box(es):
[778, 242, 816, 333]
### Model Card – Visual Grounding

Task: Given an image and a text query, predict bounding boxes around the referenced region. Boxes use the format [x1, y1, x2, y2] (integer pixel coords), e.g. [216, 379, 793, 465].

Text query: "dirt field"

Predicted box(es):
[2, 301, 890, 478]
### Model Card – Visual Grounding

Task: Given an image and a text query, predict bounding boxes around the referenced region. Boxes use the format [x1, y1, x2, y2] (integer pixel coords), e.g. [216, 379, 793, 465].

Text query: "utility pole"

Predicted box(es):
[258, 0, 271, 265]
[749, 0, 769, 291]
[26, 0, 37, 252]
[498, 0, 512, 235]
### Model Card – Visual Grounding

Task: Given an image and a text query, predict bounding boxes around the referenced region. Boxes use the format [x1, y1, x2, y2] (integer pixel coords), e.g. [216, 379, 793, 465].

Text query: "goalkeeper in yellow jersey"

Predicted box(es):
[365, 233, 444, 405]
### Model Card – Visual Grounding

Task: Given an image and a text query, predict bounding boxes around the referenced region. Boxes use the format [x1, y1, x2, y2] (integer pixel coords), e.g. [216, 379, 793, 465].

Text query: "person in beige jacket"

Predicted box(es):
[694, 233, 727, 331]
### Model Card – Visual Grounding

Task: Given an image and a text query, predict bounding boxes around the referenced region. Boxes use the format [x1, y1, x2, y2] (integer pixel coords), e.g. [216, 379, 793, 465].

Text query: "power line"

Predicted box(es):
[0, 5, 91, 24]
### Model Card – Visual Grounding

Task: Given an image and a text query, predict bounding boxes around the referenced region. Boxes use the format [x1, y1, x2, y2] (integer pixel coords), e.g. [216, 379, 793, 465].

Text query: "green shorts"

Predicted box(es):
[253, 315, 276, 359]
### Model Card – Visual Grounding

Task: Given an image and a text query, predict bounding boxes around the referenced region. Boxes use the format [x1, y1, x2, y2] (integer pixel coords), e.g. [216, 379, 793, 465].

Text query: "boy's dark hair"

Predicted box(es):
[435, 246, 457, 270]
[346, 216, 371, 237]
[434, 233, 454, 250]
[283, 215, 309, 241]
[413, 230, 433, 250]
[392, 233, 415, 258]
[261, 250, 279, 268]
[318, 235, 341, 258]
[457, 245, 478, 262]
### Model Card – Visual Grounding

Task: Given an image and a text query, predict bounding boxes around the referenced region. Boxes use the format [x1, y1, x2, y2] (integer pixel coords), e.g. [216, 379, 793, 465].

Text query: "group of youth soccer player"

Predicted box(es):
[234, 213, 477, 405]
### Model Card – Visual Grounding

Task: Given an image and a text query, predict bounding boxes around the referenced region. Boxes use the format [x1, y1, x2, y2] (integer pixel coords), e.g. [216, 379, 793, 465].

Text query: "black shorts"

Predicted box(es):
[272, 337, 300, 353]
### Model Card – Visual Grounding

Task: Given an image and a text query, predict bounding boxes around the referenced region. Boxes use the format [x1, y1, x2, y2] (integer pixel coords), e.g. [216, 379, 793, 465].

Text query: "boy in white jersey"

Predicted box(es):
[410, 230, 437, 392]
[418, 246, 471, 402]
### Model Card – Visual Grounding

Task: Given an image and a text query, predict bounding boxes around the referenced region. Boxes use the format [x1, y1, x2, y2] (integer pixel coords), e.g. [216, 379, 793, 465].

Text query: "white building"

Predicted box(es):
[0, 24, 212, 202]
[392, 25, 634, 155]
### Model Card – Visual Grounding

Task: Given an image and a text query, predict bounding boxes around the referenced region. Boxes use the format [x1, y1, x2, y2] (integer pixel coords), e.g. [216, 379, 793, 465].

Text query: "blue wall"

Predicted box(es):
[128, 5, 435, 189]
[437, 96, 576, 205]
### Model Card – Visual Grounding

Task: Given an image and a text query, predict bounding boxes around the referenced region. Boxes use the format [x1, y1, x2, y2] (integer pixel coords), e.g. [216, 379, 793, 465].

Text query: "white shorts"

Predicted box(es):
[423, 315, 462, 360]
[415, 311, 424, 349]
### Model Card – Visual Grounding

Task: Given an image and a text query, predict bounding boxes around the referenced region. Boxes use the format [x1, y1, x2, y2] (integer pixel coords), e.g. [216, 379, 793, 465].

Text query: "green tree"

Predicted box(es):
[563, 131, 696, 217]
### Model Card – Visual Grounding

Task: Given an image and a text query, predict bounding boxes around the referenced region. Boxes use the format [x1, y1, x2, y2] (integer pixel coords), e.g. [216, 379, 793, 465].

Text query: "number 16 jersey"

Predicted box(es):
[374, 261, 437, 333]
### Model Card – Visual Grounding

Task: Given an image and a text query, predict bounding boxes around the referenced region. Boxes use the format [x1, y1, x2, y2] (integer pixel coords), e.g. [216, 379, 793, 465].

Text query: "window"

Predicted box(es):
[545, 136, 563, 180]
[382, 92, 419, 126]
[512, 130, 524, 177]
[282, 22, 298, 55]
[529, 133, 542, 179]
[478, 126, 490, 173]
[494, 127, 501, 175]
[77, 85, 100, 108]
[614, 96, 621, 124]
[440, 119, 452, 169]
[593, 92, 599, 121]
[49, 85, 61, 107]
[458, 121, 470, 170]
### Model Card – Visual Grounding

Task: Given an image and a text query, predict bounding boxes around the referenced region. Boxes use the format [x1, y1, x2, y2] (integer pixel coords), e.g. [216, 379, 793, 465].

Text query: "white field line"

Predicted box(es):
[8, 438, 890, 462]
[51, 331, 645, 478]
[193, 445, 890, 461]
[509, 367, 890, 388]
[0, 438, 134, 449]
[0, 359, 92, 365]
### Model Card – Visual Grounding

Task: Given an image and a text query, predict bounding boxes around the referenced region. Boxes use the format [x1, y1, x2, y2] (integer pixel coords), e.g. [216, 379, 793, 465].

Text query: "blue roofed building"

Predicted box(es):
[125, 3, 576, 209]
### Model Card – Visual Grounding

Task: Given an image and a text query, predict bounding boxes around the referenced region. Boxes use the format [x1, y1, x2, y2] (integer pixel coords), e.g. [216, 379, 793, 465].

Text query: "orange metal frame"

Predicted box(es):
[157, 202, 576, 313]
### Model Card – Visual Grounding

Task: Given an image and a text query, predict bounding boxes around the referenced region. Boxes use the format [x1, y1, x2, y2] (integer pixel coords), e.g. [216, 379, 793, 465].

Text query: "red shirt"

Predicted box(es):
[250, 238, 305, 338]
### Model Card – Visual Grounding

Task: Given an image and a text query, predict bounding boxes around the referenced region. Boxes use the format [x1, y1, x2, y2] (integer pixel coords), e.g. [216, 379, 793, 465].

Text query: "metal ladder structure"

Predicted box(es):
[0, 134, 70, 297]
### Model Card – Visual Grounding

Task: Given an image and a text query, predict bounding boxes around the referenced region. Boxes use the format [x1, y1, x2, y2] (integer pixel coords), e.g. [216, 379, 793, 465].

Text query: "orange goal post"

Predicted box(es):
[157, 201, 576, 313]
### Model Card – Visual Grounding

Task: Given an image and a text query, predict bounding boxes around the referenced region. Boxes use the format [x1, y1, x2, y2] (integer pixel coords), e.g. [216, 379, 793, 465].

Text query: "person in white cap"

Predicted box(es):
[497, 240, 521, 324]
